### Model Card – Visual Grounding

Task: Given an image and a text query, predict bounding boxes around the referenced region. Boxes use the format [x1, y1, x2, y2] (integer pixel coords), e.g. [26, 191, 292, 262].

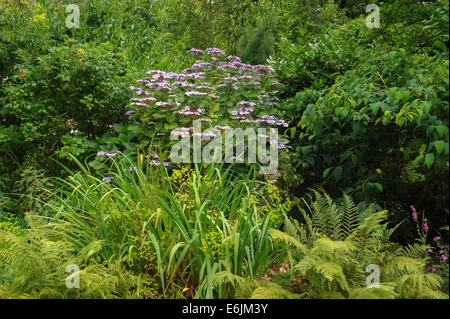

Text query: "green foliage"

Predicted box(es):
[0, 221, 156, 298]
[5, 155, 281, 298]
[0, 0, 448, 299]
[249, 181, 293, 228]
[0, 212, 24, 236]
[266, 190, 447, 299]
[273, 1, 449, 231]
[239, 13, 276, 65]
[12, 166, 54, 215]
[211, 270, 301, 299]
[289, 46, 448, 217]
[2, 40, 132, 156]
[109, 47, 288, 167]
[0, 0, 191, 210]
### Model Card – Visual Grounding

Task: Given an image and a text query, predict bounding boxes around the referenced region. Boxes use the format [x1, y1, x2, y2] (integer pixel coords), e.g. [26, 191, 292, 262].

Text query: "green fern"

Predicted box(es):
[268, 190, 448, 299]
[211, 270, 301, 299]
[0, 219, 156, 299]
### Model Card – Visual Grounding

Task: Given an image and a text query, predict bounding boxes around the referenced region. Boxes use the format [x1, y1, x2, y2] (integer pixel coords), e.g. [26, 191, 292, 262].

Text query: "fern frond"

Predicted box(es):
[314, 260, 349, 291]
[250, 283, 302, 299]
[338, 192, 358, 240]
[268, 229, 308, 254]
[349, 283, 398, 299]
[384, 256, 424, 275]
[397, 273, 444, 299]
[211, 270, 250, 289]
[313, 237, 355, 253]
[397, 243, 427, 259]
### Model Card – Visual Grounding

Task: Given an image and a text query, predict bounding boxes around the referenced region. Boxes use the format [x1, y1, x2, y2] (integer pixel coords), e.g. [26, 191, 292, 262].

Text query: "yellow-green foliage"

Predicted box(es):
[0, 215, 156, 299]
[0, 213, 23, 236]
[212, 270, 302, 299]
[249, 181, 293, 227]
[170, 166, 291, 229]
[268, 190, 448, 299]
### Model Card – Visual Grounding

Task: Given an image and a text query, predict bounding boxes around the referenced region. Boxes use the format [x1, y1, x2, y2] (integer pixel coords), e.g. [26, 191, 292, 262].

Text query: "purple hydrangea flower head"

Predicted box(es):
[187, 48, 205, 56]
[205, 48, 225, 56]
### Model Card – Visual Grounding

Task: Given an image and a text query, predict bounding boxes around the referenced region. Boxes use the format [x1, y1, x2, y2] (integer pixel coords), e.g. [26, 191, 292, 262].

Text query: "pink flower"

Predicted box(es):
[410, 205, 417, 221]
[423, 223, 429, 233]
[427, 248, 433, 253]
[442, 255, 448, 261]
[433, 236, 441, 241]
[432, 268, 436, 272]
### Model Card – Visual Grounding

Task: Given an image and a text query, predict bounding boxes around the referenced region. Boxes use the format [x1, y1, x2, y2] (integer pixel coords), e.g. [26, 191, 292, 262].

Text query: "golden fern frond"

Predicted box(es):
[310, 189, 340, 239]
[250, 283, 302, 299]
[211, 270, 251, 289]
[313, 237, 355, 253]
[349, 283, 398, 299]
[397, 272, 444, 299]
[397, 243, 427, 259]
[0, 227, 145, 299]
[321, 190, 340, 239]
[419, 287, 449, 299]
[284, 216, 299, 239]
[310, 190, 327, 235]
[297, 203, 316, 244]
[268, 228, 308, 254]
[350, 211, 388, 261]
[314, 260, 349, 291]
[294, 255, 317, 273]
[384, 256, 424, 275]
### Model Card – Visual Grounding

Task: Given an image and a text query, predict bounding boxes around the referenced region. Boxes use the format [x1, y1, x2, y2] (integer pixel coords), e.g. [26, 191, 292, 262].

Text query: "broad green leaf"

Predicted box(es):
[434, 140, 445, 154]
[333, 166, 343, 182]
[424, 153, 435, 169]
[323, 167, 333, 178]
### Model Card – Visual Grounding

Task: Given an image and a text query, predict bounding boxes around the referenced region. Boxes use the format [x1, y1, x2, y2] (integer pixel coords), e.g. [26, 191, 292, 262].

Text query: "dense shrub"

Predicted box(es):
[273, 1, 449, 244]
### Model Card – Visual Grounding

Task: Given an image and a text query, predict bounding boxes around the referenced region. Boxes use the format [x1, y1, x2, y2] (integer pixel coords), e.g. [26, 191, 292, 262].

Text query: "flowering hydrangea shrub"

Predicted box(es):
[124, 48, 290, 164]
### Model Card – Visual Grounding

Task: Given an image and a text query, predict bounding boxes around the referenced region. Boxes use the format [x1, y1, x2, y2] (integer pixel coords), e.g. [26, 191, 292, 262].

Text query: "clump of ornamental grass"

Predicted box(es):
[0, 154, 286, 298]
